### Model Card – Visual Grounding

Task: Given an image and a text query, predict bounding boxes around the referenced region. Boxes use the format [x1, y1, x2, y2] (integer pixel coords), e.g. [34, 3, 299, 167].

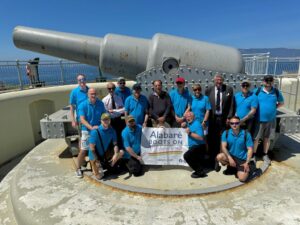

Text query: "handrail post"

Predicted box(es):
[16, 60, 24, 90]
[265, 55, 269, 75]
[273, 58, 278, 76]
[294, 77, 299, 112]
[59, 59, 65, 85]
[251, 56, 256, 75]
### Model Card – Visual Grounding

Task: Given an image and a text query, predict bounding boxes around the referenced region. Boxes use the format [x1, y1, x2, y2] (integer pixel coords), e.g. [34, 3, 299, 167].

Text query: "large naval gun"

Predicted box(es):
[13, 26, 300, 142]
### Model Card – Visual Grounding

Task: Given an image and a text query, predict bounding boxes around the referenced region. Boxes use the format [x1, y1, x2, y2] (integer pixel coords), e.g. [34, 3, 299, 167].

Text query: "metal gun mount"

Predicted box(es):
[13, 26, 300, 147]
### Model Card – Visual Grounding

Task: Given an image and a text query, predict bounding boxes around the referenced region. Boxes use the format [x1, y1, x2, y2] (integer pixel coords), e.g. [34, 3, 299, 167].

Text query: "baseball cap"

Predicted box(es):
[176, 77, 185, 83]
[101, 113, 111, 120]
[241, 79, 251, 84]
[132, 83, 142, 91]
[263, 75, 274, 81]
[118, 77, 125, 82]
[126, 115, 135, 122]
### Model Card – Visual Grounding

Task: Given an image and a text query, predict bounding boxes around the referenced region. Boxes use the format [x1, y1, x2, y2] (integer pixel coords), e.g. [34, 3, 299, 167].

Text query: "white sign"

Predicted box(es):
[141, 128, 189, 166]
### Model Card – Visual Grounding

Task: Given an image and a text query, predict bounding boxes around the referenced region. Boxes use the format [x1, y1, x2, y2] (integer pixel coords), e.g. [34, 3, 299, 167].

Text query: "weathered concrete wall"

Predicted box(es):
[0, 82, 134, 166]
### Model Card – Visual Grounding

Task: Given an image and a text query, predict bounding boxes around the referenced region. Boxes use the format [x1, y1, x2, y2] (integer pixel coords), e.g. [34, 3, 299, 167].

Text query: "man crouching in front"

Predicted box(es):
[89, 113, 124, 180]
[182, 112, 207, 178]
[216, 116, 253, 182]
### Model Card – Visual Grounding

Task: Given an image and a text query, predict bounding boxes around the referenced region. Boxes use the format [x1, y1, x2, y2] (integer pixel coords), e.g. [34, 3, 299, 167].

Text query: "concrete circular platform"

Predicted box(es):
[1, 134, 300, 225]
[85, 161, 266, 196]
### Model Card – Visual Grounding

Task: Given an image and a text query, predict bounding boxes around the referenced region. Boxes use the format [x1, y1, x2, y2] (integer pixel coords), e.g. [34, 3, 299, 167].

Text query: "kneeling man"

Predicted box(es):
[89, 113, 124, 180]
[182, 112, 207, 178]
[122, 115, 143, 176]
[216, 116, 253, 182]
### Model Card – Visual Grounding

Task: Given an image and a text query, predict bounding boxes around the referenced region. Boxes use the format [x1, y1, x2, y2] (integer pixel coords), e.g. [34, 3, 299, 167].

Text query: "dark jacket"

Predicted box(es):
[205, 84, 234, 121]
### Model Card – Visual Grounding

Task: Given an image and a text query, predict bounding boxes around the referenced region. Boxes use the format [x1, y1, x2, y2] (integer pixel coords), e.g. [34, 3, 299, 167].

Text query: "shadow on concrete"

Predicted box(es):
[272, 134, 300, 162]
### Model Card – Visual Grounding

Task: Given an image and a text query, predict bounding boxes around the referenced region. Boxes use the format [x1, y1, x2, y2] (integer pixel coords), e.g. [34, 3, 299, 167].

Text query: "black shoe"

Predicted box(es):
[214, 160, 221, 172]
[223, 166, 237, 175]
[191, 170, 207, 178]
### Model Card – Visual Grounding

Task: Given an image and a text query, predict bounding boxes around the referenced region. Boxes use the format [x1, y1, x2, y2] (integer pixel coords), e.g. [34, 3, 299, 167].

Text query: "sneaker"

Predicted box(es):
[263, 155, 271, 165]
[214, 160, 221, 172]
[223, 166, 237, 175]
[75, 168, 83, 178]
[95, 173, 103, 180]
[191, 170, 207, 178]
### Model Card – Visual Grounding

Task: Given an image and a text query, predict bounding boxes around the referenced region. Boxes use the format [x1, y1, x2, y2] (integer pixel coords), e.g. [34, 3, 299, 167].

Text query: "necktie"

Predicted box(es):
[216, 87, 221, 111]
[111, 95, 116, 109]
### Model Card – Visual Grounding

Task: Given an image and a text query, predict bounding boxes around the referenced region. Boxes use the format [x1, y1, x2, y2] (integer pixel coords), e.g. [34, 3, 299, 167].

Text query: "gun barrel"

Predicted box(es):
[13, 26, 102, 66]
[13, 26, 244, 79]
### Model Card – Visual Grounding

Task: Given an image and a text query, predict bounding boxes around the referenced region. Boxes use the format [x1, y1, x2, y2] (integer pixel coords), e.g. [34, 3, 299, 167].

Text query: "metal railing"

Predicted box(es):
[0, 60, 109, 91]
[243, 53, 300, 76]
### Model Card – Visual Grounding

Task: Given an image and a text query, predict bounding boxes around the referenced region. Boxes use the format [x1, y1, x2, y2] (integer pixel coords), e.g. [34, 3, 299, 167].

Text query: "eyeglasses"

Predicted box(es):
[193, 88, 201, 91]
[78, 78, 86, 82]
[241, 84, 250, 88]
[107, 87, 115, 90]
[230, 122, 240, 125]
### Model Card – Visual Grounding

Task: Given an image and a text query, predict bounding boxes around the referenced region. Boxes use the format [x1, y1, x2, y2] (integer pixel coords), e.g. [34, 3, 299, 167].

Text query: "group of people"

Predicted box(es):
[70, 73, 284, 182]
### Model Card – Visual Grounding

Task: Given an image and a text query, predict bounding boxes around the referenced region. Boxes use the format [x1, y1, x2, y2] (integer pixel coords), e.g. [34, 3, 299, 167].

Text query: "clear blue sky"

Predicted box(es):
[1, 0, 300, 60]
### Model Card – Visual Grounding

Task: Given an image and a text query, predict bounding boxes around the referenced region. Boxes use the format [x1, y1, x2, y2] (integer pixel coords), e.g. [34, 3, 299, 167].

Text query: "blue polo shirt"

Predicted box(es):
[69, 86, 89, 121]
[88, 125, 117, 160]
[121, 125, 142, 159]
[190, 95, 211, 122]
[124, 95, 149, 125]
[78, 99, 106, 131]
[115, 86, 132, 104]
[254, 87, 284, 122]
[169, 89, 191, 117]
[234, 91, 258, 119]
[221, 129, 253, 160]
[187, 120, 205, 147]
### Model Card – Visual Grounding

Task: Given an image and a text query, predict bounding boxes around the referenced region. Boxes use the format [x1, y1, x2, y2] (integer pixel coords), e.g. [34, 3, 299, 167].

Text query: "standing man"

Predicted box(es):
[234, 79, 258, 135]
[253, 75, 284, 165]
[69, 74, 89, 129]
[89, 113, 124, 180]
[76, 88, 106, 178]
[115, 77, 132, 104]
[216, 116, 253, 182]
[182, 112, 207, 178]
[121, 115, 143, 176]
[169, 77, 191, 127]
[148, 80, 173, 127]
[205, 73, 234, 170]
[102, 82, 125, 148]
[124, 83, 149, 126]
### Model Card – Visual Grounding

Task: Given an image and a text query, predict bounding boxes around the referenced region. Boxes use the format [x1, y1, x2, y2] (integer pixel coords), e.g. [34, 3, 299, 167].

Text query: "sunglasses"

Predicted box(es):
[241, 83, 250, 88]
[108, 87, 115, 90]
[193, 88, 201, 91]
[78, 78, 86, 82]
[230, 122, 240, 125]
[119, 82, 125, 84]
[176, 82, 184, 85]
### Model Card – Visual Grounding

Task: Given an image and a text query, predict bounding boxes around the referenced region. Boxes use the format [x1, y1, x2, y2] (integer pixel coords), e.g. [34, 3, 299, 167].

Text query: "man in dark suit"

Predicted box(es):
[205, 73, 234, 170]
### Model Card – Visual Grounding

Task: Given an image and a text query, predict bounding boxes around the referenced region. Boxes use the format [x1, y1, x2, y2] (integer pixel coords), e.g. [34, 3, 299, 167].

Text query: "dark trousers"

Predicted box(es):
[207, 116, 227, 164]
[241, 118, 255, 138]
[124, 157, 143, 176]
[184, 144, 207, 172]
[111, 116, 126, 148]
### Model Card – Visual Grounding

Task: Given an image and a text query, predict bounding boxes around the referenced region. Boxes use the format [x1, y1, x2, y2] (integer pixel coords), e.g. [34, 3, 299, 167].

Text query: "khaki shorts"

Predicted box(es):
[254, 121, 275, 140]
